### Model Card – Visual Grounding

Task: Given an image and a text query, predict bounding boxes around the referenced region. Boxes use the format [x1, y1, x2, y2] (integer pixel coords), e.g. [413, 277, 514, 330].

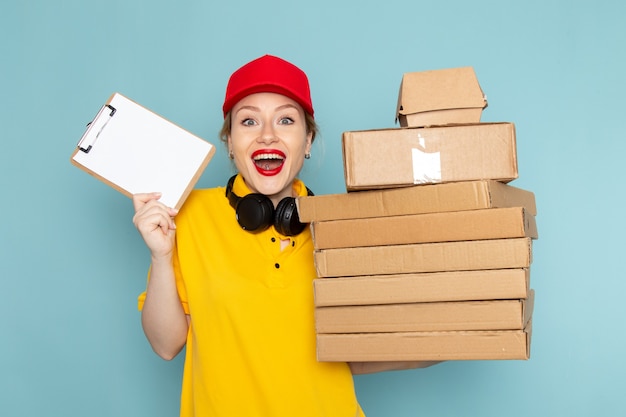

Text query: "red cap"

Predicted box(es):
[222, 54, 314, 118]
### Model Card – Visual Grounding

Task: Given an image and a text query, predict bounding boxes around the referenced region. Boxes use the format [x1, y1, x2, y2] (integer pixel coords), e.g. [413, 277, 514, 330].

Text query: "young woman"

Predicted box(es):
[132, 54, 437, 416]
[132, 55, 364, 416]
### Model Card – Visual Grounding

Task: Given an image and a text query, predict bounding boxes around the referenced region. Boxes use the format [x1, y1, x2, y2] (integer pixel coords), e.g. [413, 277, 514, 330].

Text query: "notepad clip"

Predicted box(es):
[77, 104, 117, 153]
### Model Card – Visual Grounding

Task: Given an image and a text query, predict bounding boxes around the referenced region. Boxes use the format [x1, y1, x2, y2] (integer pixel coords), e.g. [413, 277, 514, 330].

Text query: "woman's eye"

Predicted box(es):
[279, 117, 294, 125]
[242, 118, 256, 126]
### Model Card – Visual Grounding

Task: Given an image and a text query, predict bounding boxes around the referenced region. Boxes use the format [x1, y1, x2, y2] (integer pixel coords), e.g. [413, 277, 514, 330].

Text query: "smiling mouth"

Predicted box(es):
[253, 152, 285, 174]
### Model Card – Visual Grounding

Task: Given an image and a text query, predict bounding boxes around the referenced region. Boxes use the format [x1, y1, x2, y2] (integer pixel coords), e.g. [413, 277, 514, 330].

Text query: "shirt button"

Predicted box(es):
[275, 263, 280, 269]
[271, 237, 276, 242]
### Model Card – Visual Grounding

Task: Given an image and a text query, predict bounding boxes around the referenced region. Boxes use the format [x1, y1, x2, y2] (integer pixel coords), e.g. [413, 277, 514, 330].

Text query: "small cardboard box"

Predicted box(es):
[317, 323, 532, 361]
[314, 237, 532, 278]
[313, 268, 530, 307]
[315, 291, 534, 333]
[342, 122, 518, 191]
[396, 66, 487, 128]
[311, 207, 537, 250]
[297, 180, 536, 222]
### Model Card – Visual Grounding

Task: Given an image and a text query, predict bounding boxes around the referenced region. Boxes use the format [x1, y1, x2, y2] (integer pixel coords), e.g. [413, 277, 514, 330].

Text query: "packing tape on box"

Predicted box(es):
[412, 135, 441, 184]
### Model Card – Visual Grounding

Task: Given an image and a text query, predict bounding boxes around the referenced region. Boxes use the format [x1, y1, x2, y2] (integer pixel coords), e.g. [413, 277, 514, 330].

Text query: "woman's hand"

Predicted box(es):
[132, 192, 178, 259]
[133, 192, 188, 360]
[349, 361, 442, 375]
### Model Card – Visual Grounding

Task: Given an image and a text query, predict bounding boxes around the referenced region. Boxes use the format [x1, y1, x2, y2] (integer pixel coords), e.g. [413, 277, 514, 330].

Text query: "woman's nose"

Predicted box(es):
[259, 123, 277, 143]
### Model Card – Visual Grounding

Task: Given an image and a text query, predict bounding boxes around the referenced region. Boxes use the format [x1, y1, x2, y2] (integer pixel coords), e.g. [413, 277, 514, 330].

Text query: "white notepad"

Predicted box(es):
[71, 93, 215, 209]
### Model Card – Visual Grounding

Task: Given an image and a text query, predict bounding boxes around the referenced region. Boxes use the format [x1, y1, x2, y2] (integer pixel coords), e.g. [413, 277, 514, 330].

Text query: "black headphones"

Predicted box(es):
[225, 175, 313, 236]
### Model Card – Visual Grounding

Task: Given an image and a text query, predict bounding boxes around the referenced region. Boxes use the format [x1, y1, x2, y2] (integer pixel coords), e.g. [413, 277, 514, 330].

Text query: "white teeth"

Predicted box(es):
[253, 153, 283, 161]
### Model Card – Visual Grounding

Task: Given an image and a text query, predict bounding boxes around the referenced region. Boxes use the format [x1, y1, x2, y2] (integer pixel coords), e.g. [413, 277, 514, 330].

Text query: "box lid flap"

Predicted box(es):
[396, 67, 487, 116]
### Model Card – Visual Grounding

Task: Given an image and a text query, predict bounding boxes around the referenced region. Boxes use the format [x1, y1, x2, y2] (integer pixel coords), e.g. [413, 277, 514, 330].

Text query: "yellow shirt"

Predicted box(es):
[139, 175, 364, 417]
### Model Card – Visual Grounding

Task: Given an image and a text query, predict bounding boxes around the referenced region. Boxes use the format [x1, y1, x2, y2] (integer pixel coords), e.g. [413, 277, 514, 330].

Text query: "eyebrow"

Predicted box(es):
[234, 103, 300, 115]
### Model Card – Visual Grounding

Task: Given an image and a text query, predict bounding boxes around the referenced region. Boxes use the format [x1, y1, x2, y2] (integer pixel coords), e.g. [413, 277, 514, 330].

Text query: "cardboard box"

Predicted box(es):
[313, 268, 530, 307]
[317, 323, 532, 361]
[297, 180, 536, 222]
[396, 66, 488, 128]
[314, 237, 532, 278]
[311, 207, 537, 250]
[342, 122, 518, 191]
[315, 291, 534, 333]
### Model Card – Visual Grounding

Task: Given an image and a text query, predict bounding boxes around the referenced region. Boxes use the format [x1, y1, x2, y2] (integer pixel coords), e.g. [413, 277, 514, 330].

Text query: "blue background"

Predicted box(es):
[2, 1, 624, 416]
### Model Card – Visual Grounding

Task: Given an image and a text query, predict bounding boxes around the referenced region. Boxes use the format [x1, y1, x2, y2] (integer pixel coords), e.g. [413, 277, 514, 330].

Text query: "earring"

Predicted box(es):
[304, 152, 311, 159]
[229, 150, 234, 160]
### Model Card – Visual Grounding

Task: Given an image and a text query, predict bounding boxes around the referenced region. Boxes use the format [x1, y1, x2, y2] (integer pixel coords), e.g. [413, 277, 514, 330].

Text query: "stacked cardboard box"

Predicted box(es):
[297, 67, 538, 362]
